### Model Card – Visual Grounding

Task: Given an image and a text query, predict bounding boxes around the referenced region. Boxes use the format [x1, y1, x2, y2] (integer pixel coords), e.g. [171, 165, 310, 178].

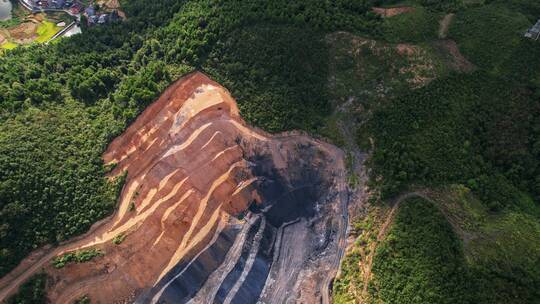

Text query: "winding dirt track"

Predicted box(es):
[359, 191, 434, 297]
[321, 164, 350, 304]
[439, 13, 455, 39]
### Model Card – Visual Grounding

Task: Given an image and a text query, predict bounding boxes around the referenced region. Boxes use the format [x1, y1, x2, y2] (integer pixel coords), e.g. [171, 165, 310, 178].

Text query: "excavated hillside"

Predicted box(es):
[0, 72, 349, 303]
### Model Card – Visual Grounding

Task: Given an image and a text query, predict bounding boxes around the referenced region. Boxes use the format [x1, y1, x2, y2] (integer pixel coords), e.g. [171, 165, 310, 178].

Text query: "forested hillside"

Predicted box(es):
[334, 1, 540, 303]
[1, 0, 539, 303]
[0, 0, 386, 280]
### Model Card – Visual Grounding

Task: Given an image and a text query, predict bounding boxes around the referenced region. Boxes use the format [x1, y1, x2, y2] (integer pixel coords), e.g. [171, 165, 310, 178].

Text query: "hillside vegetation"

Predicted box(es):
[0, 0, 539, 303]
[334, 0, 540, 303]
[369, 197, 469, 304]
[0, 0, 388, 279]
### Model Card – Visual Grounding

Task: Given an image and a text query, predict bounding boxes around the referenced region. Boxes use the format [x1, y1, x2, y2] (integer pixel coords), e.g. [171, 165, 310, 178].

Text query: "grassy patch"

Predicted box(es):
[35, 20, 61, 43]
[430, 186, 540, 303]
[1, 41, 17, 49]
[112, 233, 126, 245]
[345, 151, 359, 188]
[52, 248, 104, 269]
[333, 205, 390, 304]
[469, 210, 540, 303]
[319, 113, 347, 147]
[325, 32, 443, 153]
[0, 17, 22, 29]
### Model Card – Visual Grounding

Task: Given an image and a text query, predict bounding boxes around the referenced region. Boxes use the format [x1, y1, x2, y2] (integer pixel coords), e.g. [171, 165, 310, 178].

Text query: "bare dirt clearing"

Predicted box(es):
[433, 39, 476, 73]
[372, 7, 415, 18]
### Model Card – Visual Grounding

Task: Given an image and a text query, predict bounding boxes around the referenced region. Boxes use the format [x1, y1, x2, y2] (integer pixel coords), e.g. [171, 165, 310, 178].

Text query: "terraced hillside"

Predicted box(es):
[0, 72, 349, 303]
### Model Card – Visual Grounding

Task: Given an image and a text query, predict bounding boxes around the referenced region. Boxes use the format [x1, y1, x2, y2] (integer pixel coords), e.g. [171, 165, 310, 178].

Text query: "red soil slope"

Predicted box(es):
[49, 72, 271, 303]
[0, 72, 349, 304]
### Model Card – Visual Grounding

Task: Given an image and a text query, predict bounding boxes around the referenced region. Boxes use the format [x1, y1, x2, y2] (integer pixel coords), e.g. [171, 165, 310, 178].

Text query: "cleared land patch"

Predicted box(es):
[35, 20, 60, 43]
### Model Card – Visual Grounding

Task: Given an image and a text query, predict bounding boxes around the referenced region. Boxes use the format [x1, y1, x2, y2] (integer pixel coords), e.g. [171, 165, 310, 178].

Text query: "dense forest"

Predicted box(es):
[0, 0, 388, 279]
[367, 194, 540, 304]
[369, 198, 469, 304]
[368, 1, 540, 207]
[358, 1, 540, 303]
[1, 0, 539, 303]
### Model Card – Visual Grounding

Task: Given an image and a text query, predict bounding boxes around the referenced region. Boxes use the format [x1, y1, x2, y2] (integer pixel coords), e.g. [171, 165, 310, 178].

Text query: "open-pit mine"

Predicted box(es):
[0, 72, 349, 303]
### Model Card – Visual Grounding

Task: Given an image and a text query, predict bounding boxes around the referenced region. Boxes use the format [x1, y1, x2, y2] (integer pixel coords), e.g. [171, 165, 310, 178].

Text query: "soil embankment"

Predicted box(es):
[0, 72, 349, 304]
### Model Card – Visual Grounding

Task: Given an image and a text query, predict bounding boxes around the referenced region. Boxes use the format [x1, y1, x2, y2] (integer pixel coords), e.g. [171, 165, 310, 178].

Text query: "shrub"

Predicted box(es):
[52, 248, 104, 269]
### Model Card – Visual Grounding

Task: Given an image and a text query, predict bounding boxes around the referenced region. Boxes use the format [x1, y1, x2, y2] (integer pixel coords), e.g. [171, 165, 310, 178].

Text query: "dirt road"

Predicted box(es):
[439, 13, 455, 39]
[320, 160, 350, 304]
[319, 95, 370, 303]
[0, 211, 119, 301]
[360, 191, 431, 297]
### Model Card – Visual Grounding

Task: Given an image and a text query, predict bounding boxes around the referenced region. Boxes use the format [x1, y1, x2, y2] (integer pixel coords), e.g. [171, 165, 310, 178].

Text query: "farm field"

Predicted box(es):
[34, 20, 60, 43]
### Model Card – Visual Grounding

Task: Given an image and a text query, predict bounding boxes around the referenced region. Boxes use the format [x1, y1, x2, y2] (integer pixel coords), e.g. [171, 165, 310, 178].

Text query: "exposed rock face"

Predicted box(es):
[43, 72, 348, 303]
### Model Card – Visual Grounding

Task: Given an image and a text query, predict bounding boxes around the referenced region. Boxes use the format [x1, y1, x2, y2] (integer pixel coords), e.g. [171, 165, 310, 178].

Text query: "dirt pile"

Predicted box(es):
[0, 72, 348, 303]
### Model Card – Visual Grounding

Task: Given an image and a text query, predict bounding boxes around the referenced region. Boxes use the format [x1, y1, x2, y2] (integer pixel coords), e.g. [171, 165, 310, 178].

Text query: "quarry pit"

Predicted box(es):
[0, 72, 350, 303]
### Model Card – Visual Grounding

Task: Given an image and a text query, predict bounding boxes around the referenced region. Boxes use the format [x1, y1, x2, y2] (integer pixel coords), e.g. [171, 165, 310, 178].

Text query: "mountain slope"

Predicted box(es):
[1, 72, 350, 304]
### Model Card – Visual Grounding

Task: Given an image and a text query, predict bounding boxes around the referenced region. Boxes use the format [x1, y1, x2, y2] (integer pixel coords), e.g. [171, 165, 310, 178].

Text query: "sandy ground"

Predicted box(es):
[0, 72, 348, 304]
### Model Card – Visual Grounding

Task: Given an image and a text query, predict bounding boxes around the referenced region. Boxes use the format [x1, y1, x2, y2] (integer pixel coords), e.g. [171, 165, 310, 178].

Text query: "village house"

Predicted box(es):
[525, 19, 540, 40]
[85, 7, 119, 26]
